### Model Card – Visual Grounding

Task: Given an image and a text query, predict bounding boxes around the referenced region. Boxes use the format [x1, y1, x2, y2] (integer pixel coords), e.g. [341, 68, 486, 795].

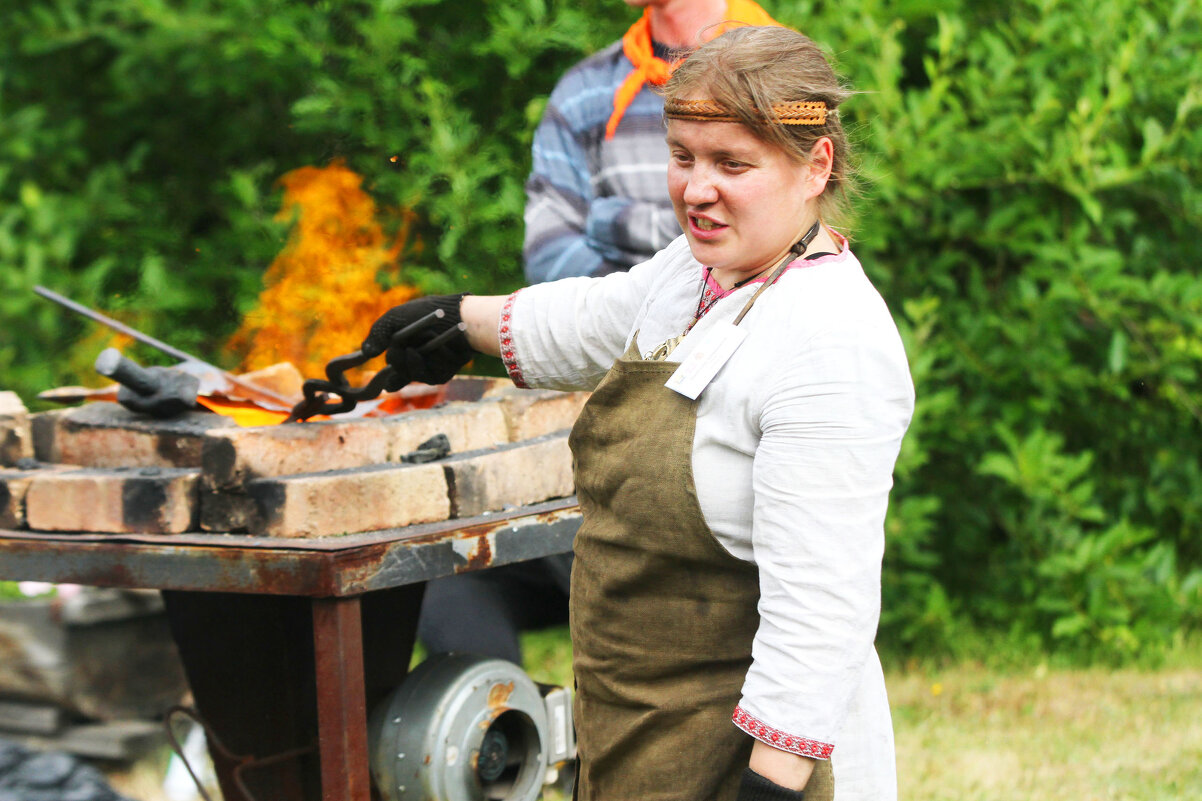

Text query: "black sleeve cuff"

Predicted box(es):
[736, 767, 807, 801]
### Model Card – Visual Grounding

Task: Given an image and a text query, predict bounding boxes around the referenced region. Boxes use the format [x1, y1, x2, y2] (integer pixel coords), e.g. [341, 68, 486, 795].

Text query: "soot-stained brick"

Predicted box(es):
[36, 404, 233, 469]
[0, 480, 13, 528]
[440, 430, 574, 519]
[247, 481, 288, 535]
[30, 411, 59, 463]
[201, 436, 239, 489]
[238, 462, 450, 537]
[442, 463, 461, 518]
[26, 466, 199, 534]
[121, 470, 171, 532]
[0, 417, 32, 466]
[0, 464, 71, 530]
[198, 489, 255, 533]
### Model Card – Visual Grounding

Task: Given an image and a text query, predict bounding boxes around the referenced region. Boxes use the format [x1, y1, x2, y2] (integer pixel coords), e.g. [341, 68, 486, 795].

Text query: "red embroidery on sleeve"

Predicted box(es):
[499, 291, 528, 388]
[732, 705, 834, 760]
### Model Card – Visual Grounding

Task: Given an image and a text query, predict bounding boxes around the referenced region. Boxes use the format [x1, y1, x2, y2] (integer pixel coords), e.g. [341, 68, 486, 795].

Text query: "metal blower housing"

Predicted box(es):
[368, 653, 574, 801]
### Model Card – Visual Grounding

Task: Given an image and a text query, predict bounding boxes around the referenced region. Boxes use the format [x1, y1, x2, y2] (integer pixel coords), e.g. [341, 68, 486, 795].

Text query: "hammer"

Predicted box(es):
[94, 348, 200, 418]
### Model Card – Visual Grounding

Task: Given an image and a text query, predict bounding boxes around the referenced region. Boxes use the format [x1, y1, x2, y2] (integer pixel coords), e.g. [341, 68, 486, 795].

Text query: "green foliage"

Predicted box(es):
[784, 0, 1202, 660]
[0, 0, 624, 393]
[1, 0, 1200, 661]
[0, 581, 53, 600]
[0, 582, 27, 601]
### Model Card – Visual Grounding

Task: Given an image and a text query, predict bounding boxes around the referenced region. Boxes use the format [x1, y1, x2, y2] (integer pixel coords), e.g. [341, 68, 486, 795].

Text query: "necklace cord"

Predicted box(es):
[731, 220, 821, 325]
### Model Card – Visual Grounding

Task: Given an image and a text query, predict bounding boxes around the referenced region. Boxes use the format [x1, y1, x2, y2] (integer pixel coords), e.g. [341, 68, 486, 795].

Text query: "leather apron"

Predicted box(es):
[568, 327, 835, 800]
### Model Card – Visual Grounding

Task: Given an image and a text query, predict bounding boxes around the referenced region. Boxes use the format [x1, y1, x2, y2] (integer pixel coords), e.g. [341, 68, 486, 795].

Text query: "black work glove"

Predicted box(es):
[737, 768, 806, 801]
[361, 293, 474, 391]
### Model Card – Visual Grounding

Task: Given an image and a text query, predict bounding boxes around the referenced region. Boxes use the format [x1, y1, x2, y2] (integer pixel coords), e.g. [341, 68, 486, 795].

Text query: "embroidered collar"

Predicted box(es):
[691, 231, 849, 325]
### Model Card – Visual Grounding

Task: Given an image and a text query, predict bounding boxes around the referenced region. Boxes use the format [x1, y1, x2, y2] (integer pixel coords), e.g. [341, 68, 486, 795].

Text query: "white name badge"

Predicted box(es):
[664, 321, 748, 400]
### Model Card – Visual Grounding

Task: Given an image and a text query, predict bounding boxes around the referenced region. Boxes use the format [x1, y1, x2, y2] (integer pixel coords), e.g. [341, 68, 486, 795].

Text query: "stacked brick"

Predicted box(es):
[0, 392, 32, 467]
[0, 379, 588, 538]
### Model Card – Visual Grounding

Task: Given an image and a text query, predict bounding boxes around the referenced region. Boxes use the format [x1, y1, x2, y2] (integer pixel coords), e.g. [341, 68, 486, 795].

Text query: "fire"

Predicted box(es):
[196, 395, 302, 426]
[226, 160, 421, 380]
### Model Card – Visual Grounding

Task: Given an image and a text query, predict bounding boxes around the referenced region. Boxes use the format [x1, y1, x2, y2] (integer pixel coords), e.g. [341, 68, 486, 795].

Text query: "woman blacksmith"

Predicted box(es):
[361, 25, 914, 801]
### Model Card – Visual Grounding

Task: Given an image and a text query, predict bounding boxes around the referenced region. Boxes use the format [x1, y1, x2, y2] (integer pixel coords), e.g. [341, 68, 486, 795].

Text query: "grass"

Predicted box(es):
[106, 629, 1202, 800]
[525, 628, 1202, 800]
[889, 655, 1202, 800]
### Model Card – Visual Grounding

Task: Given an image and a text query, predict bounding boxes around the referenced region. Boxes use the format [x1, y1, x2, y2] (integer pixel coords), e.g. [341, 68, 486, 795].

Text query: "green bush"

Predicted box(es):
[0, 0, 624, 388]
[1, 0, 1199, 661]
[806, 0, 1202, 659]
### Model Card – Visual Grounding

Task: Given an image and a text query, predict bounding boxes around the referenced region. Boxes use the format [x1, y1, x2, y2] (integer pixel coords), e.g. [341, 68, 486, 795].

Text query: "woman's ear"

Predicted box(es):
[805, 137, 834, 199]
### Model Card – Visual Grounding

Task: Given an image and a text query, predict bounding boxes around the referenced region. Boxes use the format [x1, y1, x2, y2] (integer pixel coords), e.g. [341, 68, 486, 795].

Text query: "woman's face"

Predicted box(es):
[667, 117, 823, 285]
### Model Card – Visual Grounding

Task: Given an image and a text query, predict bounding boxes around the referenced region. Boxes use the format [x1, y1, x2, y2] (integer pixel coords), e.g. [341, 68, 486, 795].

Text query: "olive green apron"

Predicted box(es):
[567, 328, 835, 800]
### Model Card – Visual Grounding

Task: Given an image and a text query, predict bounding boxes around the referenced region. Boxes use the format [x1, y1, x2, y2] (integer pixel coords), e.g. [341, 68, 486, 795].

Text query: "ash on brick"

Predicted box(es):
[246, 481, 288, 534]
[236, 461, 450, 538]
[34, 404, 235, 469]
[198, 488, 256, 534]
[200, 399, 510, 490]
[0, 463, 71, 530]
[26, 466, 200, 535]
[121, 469, 173, 532]
[0, 482, 11, 529]
[441, 429, 574, 519]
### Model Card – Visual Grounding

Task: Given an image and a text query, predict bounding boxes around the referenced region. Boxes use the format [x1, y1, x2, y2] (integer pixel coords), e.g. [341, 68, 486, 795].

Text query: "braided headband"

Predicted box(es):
[664, 98, 828, 126]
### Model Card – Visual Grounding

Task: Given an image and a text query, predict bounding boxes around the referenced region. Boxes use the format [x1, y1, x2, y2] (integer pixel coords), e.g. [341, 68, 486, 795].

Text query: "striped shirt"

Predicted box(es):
[523, 40, 682, 283]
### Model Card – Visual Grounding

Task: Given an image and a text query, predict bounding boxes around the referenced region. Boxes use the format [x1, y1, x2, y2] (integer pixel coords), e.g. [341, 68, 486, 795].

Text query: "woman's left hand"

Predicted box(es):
[736, 767, 807, 800]
[742, 740, 815, 796]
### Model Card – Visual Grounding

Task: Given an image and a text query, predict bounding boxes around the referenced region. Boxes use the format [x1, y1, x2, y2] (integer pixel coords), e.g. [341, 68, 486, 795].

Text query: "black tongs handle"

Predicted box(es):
[286, 309, 465, 423]
[323, 309, 447, 386]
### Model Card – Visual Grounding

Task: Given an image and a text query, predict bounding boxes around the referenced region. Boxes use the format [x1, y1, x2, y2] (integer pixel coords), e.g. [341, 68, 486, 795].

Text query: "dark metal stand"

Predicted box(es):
[0, 499, 581, 801]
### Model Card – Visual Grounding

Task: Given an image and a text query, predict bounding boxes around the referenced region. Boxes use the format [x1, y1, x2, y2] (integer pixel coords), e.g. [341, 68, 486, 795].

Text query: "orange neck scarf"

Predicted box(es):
[605, 0, 782, 140]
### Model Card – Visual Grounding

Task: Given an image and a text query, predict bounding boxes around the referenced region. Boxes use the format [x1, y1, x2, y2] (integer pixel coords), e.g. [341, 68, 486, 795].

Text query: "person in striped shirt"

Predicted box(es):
[523, 0, 780, 283]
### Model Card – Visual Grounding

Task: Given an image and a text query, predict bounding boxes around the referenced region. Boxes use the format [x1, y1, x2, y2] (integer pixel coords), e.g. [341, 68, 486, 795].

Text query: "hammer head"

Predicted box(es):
[95, 348, 200, 419]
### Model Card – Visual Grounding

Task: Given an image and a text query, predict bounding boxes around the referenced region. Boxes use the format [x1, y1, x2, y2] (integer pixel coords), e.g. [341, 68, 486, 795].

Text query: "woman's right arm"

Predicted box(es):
[460, 294, 507, 357]
[364, 238, 689, 392]
[498, 241, 689, 391]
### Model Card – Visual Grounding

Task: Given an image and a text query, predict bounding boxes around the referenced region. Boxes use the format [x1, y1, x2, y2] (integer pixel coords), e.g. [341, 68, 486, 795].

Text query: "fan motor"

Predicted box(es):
[368, 653, 575, 801]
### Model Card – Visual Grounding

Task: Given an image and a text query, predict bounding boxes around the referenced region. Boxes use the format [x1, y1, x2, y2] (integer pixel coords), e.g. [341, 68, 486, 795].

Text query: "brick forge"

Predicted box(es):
[1, 377, 588, 538]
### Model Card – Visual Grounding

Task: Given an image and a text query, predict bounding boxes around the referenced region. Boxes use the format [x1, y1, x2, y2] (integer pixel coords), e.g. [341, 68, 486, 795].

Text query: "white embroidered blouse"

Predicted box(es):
[499, 234, 913, 801]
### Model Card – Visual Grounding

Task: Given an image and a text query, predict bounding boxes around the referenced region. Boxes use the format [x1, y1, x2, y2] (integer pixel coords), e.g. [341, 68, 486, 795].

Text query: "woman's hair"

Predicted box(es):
[661, 26, 855, 223]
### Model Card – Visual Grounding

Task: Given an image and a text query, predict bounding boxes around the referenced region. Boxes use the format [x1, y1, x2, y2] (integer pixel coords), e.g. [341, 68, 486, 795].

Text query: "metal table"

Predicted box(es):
[0, 498, 581, 801]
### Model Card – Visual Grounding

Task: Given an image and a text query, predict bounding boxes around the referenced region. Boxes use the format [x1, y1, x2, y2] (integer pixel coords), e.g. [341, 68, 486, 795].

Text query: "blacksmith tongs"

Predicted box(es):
[285, 309, 466, 423]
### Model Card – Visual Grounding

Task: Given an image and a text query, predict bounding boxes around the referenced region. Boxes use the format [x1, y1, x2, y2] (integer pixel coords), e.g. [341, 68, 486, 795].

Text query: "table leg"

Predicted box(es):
[312, 596, 371, 801]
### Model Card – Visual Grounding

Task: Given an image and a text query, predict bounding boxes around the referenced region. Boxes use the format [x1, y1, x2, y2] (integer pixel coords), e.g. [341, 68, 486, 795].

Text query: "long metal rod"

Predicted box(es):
[33, 284, 295, 410]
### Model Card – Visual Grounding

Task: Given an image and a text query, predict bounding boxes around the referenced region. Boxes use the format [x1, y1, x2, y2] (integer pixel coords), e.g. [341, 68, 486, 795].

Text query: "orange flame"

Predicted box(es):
[196, 395, 311, 427]
[226, 161, 421, 379]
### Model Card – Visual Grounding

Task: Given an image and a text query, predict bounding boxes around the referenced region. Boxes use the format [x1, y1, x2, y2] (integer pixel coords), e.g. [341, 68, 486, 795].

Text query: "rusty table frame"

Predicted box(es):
[0, 498, 581, 801]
